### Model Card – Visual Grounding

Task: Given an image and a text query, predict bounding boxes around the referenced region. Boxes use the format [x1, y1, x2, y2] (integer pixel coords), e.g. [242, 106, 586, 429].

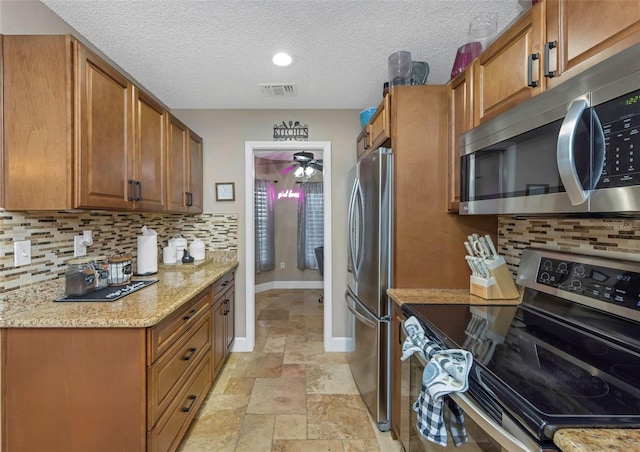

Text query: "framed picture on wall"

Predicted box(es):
[216, 182, 235, 201]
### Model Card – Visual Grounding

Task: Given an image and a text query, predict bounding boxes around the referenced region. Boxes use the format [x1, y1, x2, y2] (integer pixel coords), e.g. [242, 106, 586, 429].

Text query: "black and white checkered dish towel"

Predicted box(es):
[401, 316, 473, 447]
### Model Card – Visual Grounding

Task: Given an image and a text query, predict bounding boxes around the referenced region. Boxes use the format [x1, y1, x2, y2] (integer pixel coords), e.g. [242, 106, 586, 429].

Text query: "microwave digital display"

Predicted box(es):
[596, 89, 640, 189]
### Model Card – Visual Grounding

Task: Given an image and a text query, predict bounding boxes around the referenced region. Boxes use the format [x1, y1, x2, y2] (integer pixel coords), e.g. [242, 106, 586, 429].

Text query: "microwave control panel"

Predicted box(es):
[536, 257, 640, 310]
[596, 88, 640, 189]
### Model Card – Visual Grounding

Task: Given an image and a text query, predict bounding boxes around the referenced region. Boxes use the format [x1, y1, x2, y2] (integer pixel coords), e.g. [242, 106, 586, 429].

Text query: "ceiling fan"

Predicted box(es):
[280, 151, 323, 177]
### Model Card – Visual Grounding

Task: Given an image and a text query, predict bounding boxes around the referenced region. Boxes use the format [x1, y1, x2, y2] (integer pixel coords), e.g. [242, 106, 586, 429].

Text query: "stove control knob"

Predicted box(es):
[540, 272, 551, 283]
[573, 265, 585, 277]
[570, 279, 582, 290]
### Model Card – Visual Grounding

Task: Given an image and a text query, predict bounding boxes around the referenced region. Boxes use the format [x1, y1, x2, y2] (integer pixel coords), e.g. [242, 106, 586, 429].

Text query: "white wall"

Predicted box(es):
[172, 109, 359, 338]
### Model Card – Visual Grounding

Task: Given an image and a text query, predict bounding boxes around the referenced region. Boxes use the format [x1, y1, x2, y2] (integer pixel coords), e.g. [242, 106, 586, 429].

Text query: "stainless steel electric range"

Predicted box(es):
[403, 248, 640, 451]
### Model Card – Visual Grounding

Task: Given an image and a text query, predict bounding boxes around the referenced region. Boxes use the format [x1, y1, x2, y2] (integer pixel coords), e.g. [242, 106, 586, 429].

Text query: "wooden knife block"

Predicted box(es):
[470, 257, 520, 300]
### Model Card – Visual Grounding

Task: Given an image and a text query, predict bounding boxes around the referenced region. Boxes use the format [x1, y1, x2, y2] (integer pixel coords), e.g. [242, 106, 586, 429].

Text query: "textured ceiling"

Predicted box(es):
[40, 0, 526, 110]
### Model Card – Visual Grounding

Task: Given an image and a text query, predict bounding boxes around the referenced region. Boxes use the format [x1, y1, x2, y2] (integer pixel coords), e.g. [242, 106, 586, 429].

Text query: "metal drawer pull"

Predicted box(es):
[181, 395, 197, 412]
[183, 309, 197, 320]
[128, 179, 136, 201]
[182, 347, 197, 361]
[527, 52, 540, 87]
[544, 41, 557, 77]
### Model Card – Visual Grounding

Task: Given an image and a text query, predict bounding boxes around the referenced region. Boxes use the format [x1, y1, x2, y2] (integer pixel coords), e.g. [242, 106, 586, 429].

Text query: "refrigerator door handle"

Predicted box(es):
[355, 180, 365, 276]
[346, 289, 377, 328]
[347, 177, 358, 277]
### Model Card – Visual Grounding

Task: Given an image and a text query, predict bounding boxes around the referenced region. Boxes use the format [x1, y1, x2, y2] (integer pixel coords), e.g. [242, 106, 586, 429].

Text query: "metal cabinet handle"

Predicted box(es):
[185, 192, 193, 207]
[128, 179, 136, 201]
[363, 132, 370, 150]
[183, 309, 197, 320]
[181, 395, 197, 412]
[527, 53, 540, 87]
[136, 181, 142, 201]
[182, 347, 197, 361]
[544, 41, 557, 78]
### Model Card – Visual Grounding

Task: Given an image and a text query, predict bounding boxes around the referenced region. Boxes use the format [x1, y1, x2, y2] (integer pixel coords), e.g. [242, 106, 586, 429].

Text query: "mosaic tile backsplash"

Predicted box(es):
[1, 211, 238, 292]
[498, 216, 640, 277]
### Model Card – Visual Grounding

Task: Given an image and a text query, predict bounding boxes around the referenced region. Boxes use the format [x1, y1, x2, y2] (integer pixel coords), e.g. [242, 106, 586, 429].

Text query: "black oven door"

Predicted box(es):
[400, 324, 535, 451]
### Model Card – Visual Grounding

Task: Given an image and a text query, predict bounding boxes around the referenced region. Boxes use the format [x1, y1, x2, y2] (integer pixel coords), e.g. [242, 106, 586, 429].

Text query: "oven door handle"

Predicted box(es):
[449, 391, 530, 452]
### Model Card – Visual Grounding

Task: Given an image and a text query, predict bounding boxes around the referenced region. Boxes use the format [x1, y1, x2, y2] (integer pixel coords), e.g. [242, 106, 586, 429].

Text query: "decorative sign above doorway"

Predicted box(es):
[273, 121, 309, 141]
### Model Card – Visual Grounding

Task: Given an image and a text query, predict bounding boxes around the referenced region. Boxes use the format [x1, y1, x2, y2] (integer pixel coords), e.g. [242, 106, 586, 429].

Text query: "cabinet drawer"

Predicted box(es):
[148, 311, 212, 426]
[147, 353, 212, 452]
[148, 287, 212, 363]
[213, 271, 234, 301]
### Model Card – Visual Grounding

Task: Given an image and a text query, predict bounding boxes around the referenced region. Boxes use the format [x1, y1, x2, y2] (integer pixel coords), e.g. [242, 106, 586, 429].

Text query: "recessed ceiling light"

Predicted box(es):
[273, 52, 293, 67]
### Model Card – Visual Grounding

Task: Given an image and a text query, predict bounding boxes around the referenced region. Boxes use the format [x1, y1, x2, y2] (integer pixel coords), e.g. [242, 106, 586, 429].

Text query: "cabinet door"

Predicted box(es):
[224, 286, 235, 352]
[474, 3, 544, 124]
[546, 0, 640, 89]
[370, 93, 391, 149]
[187, 130, 203, 213]
[447, 65, 474, 213]
[133, 88, 166, 211]
[167, 115, 189, 212]
[75, 43, 133, 210]
[212, 298, 227, 376]
[390, 302, 404, 441]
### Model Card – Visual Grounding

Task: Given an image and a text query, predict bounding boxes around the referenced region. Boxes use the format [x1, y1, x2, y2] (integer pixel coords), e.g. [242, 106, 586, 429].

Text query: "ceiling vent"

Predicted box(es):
[259, 83, 297, 97]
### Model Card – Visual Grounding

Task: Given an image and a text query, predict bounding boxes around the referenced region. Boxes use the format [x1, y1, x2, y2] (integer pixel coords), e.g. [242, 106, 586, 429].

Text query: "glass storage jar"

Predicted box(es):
[93, 255, 109, 290]
[65, 257, 97, 296]
[108, 254, 132, 286]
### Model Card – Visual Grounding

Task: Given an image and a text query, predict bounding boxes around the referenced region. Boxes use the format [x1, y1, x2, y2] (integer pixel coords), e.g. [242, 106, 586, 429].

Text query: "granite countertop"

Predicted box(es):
[387, 288, 522, 306]
[0, 260, 238, 328]
[554, 429, 640, 451]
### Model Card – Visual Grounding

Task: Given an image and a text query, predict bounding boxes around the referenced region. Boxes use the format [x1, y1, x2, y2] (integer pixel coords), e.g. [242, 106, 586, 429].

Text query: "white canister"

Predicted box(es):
[163, 246, 178, 264]
[189, 239, 206, 261]
[168, 234, 187, 260]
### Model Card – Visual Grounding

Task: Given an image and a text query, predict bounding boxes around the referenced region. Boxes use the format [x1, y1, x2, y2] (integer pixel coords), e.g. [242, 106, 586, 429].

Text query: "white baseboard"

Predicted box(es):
[230, 337, 253, 352]
[255, 280, 323, 293]
[324, 336, 352, 352]
[231, 336, 351, 353]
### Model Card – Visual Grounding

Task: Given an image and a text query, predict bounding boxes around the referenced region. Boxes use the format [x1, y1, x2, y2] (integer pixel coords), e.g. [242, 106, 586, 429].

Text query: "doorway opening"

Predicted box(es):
[243, 141, 332, 352]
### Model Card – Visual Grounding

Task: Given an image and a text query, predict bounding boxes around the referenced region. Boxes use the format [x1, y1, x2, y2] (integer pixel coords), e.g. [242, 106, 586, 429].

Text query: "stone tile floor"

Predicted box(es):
[178, 289, 403, 451]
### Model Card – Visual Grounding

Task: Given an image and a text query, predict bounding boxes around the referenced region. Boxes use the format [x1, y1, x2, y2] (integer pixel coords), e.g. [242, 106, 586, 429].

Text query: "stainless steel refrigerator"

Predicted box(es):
[345, 147, 392, 432]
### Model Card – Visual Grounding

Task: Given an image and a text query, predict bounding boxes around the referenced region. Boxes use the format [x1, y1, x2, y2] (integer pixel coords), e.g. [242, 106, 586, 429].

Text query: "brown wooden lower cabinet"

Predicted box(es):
[2, 275, 235, 452]
[391, 301, 406, 441]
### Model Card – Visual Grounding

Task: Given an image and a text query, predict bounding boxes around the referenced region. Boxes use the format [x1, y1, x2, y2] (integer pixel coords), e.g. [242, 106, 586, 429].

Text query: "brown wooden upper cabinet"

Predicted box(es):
[133, 88, 167, 211]
[167, 115, 203, 214]
[357, 93, 391, 160]
[474, 0, 640, 124]
[474, 3, 545, 124]
[2, 34, 201, 213]
[545, 0, 640, 90]
[188, 130, 204, 214]
[447, 64, 474, 213]
[75, 43, 134, 210]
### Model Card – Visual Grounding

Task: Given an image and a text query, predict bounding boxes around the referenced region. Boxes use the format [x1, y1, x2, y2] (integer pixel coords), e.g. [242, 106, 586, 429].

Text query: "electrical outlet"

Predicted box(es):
[14, 240, 32, 267]
[74, 235, 87, 257]
[280, 262, 285, 269]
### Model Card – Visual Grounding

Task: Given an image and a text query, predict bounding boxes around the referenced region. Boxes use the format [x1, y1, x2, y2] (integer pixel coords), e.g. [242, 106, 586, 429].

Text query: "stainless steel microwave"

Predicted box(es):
[460, 43, 640, 216]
